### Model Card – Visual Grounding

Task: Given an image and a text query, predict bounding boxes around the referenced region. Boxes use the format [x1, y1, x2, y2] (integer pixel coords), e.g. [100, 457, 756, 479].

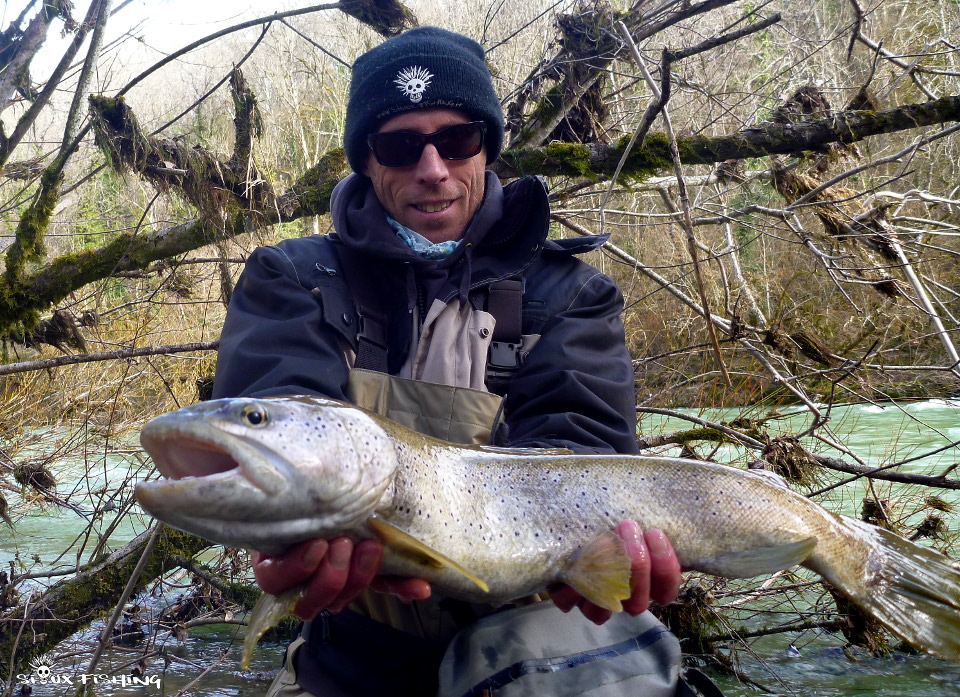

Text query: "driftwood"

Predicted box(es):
[0, 527, 213, 677]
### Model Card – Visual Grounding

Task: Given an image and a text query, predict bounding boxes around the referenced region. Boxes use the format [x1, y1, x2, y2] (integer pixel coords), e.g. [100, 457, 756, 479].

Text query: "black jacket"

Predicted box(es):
[212, 173, 639, 454]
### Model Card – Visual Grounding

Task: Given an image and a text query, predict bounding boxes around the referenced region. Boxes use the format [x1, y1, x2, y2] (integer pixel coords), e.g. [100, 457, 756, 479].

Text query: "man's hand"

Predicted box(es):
[251, 537, 431, 620]
[549, 520, 682, 625]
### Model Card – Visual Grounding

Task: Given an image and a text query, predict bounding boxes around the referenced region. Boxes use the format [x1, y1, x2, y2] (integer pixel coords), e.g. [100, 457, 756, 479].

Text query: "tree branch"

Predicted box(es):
[495, 95, 960, 179]
[3, 92, 957, 335]
[0, 340, 219, 377]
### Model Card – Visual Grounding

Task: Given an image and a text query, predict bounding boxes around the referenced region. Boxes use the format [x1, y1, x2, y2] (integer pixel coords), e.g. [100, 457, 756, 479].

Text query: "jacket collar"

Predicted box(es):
[329, 172, 550, 275]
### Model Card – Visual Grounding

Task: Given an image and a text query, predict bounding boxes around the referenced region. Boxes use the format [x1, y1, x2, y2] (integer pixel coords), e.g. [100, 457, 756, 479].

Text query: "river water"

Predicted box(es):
[2, 400, 959, 696]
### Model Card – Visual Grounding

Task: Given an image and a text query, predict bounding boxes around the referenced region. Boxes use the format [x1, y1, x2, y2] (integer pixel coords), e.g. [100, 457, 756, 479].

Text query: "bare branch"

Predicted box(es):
[0, 341, 218, 376]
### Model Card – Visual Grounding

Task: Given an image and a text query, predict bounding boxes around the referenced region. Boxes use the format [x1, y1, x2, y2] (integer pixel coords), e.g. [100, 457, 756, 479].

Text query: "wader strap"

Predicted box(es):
[354, 309, 389, 373]
[486, 278, 523, 394]
[488, 278, 523, 342]
[330, 245, 389, 373]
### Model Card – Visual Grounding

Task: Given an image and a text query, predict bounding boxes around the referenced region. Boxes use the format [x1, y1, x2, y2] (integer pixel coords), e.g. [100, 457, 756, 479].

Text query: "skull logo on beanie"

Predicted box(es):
[394, 66, 433, 103]
[344, 26, 505, 173]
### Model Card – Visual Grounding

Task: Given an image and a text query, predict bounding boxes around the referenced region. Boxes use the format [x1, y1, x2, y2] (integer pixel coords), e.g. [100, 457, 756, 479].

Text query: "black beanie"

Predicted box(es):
[344, 26, 504, 174]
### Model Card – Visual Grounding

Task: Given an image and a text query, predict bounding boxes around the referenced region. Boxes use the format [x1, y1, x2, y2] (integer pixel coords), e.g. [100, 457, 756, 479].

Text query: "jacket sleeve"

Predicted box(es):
[212, 243, 352, 400]
[499, 268, 639, 455]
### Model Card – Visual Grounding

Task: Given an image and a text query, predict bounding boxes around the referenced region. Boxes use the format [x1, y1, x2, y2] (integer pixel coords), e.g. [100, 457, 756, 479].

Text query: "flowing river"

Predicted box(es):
[2, 400, 959, 696]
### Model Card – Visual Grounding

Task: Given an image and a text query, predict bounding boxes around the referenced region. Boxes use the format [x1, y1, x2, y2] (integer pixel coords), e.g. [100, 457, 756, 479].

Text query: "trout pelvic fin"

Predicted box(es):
[560, 531, 632, 612]
[241, 586, 302, 670]
[368, 517, 490, 593]
[701, 536, 817, 578]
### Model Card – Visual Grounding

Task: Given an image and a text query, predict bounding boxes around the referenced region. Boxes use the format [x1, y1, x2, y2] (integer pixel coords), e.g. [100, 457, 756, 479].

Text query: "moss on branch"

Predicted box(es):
[337, 0, 417, 37]
[493, 95, 960, 181]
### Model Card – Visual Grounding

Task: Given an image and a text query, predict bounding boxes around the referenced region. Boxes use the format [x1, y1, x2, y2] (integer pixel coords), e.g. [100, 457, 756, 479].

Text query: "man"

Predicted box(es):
[213, 26, 687, 697]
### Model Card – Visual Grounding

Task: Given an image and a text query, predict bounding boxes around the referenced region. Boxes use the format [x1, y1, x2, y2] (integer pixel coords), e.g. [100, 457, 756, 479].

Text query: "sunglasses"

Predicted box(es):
[367, 121, 487, 167]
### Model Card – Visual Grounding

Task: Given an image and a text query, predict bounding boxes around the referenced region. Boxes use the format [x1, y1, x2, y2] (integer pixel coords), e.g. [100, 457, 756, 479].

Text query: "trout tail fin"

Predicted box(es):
[812, 515, 960, 661]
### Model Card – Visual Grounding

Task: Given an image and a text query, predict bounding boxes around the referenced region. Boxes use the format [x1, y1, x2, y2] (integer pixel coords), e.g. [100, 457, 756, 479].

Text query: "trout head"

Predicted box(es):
[135, 396, 397, 553]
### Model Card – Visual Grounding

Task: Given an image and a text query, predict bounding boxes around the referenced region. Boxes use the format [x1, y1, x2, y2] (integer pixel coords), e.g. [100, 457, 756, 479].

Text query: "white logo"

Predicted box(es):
[30, 656, 54, 683]
[17, 654, 162, 689]
[394, 66, 433, 103]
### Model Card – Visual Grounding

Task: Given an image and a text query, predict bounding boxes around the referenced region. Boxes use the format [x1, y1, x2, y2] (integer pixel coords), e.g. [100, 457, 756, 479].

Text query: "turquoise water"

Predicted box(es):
[3, 400, 959, 695]
[641, 399, 960, 696]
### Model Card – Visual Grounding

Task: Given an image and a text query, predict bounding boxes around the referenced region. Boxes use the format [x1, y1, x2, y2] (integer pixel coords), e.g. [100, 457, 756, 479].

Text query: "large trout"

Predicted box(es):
[135, 396, 960, 666]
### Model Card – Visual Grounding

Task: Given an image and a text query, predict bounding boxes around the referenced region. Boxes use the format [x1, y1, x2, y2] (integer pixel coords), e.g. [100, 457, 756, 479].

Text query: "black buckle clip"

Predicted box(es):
[488, 339, 522, 371]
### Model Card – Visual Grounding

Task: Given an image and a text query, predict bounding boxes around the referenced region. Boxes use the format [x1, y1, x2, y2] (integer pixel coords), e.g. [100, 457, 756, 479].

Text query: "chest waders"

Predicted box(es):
[265, 251, 723, 697]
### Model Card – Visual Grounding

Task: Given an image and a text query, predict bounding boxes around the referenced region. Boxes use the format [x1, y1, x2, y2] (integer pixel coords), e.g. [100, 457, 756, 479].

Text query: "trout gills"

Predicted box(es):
[135, 396, 960, 667]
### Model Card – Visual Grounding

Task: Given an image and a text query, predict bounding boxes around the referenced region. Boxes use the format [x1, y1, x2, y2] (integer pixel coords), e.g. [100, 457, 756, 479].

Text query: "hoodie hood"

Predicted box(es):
[330, 171, 514, 268]
[329, 172, 552, 303]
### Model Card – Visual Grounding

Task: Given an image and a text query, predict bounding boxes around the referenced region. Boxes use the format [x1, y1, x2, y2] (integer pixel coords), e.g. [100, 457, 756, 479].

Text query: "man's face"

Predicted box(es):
[364, 109, 487, 244]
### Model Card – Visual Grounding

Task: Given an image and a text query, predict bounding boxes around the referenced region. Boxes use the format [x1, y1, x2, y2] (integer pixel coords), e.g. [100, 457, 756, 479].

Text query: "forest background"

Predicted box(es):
[1, 0, 959, 694]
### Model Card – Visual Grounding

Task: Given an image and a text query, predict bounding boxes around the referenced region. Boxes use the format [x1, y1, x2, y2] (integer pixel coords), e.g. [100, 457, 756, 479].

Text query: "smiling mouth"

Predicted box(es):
[414, 201, 453, 213]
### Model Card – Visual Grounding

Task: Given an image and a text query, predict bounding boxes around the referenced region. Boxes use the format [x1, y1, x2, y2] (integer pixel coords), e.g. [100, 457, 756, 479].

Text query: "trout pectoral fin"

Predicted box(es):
[368, 517, 490, 593]
[560, 531, 632, 613]
[701, 536, 817, 578]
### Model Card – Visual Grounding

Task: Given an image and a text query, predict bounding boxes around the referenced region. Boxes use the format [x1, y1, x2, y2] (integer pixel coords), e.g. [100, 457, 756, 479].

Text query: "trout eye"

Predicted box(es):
[240, 404, 268, 428]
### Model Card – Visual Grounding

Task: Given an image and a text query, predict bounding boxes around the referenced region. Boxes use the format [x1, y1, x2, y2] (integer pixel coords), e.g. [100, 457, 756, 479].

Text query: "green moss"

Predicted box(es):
[499, 141, 598, 180]
[675, 427, 736, 445]
[544, 141, 595, 179]
[0, 217, 215, 335]
[622, 132, 673, 178]
[4, 168, 61, 283]
[290, 149, 348, 216]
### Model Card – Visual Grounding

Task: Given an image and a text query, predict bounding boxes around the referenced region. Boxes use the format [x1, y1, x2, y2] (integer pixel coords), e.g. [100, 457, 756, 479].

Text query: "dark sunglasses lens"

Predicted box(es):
[372, 131, 424, 167]
[370, 122, 485, 167]
[433, 123, 484, 160]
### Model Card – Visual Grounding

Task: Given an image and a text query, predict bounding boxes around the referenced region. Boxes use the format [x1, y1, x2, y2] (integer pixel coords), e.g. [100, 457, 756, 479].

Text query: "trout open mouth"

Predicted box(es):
[134, 396, 399, 555]
[139, 418, 287, 496]
[144, 434, 240, 480]
[135, 419, 299, 552]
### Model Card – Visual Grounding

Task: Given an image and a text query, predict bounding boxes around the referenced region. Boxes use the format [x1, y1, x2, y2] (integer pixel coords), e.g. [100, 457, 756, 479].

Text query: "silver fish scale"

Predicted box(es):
[374, 445, 818, 602]
[137, 397, 960, 662]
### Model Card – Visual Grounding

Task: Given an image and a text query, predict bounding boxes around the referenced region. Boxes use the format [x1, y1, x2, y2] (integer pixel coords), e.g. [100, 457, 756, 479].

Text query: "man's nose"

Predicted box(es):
[414, 144, 449, 182]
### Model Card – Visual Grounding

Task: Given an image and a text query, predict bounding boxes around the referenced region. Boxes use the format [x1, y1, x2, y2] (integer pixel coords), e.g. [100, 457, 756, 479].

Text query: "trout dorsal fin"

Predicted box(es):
[560, 531, 633, 612]
[368, 517, 490, 593]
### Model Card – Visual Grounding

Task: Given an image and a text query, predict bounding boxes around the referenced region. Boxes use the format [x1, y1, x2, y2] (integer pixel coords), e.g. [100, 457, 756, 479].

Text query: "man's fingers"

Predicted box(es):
[369, 576, 432, 603]
[326, 539, 383, 612]
[576, 598, 613, 626]
[252, 538, 328, 595]
[618, 522, 682, 615]
[645, 529, 681, 607]
[253, 537, 429, 620]
[548, 584, 581, 613]
[293, 537, 354, 620]
[618, 520, 651, 615]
